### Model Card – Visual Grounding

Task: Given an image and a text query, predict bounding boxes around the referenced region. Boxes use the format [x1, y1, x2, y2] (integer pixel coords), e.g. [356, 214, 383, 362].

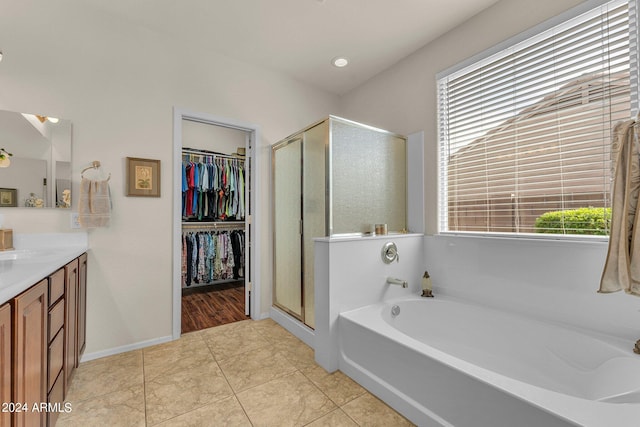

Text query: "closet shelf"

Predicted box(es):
[182, 221, 245, 229]
[182, 147, 245, 161]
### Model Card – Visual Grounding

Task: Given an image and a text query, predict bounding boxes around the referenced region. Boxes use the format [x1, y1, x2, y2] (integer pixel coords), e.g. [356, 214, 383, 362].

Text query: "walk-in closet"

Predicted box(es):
[180, 119, 251, 333]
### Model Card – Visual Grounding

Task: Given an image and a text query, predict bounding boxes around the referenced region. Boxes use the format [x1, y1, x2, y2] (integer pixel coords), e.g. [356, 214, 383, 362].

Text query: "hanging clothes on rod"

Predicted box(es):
[181, 228, 245, 288]
[182, 150, 245, 222]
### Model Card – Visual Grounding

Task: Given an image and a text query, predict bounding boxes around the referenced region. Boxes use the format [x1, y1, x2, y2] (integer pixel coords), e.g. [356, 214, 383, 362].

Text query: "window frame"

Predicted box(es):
[436, 0, 639, 241]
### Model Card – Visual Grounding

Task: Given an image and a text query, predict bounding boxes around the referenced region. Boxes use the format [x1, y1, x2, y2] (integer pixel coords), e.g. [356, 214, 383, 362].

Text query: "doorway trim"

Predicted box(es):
[172, 107, 262, 339]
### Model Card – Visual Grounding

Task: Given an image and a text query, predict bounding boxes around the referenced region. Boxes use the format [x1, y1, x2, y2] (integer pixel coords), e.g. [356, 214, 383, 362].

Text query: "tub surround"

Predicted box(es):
[0, 232, 88, 302]
[424, 234, 640, 344]
[313, 233, 425, 372]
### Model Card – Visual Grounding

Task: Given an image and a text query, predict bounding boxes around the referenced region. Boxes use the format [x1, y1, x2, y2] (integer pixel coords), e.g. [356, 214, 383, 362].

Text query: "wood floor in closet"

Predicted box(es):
[181, 282, 247, 333]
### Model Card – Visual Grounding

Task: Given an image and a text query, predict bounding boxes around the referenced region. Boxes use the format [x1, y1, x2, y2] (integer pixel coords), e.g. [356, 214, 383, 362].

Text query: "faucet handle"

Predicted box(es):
[381, 242, 399, 264]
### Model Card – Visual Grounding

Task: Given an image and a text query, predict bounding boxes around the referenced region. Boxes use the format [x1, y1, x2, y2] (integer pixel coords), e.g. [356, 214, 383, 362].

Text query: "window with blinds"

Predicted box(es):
[437, 0, 638, 237]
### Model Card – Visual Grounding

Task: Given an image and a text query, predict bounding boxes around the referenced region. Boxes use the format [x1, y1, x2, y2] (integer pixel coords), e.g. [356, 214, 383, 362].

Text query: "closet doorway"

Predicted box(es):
[172, 109, 261, 338]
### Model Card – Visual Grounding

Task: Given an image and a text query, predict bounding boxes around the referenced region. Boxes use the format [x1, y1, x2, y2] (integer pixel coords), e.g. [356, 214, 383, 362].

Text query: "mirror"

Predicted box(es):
[0, 109, 72, 208]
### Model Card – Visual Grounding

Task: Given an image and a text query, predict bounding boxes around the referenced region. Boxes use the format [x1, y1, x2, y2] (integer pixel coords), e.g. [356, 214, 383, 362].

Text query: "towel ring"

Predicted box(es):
[81, 160, 111, 181]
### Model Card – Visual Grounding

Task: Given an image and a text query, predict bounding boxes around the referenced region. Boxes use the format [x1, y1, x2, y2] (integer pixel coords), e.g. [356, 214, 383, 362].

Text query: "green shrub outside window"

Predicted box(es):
[534, 207, 611, 236]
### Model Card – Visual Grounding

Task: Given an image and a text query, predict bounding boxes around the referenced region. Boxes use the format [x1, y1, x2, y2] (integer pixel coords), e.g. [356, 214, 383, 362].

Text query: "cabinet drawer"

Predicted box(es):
[48, 299, 65, 341]
[48, 370, 65, 427]
[49, 268, 65, 306]
[48, 330, 64, 391]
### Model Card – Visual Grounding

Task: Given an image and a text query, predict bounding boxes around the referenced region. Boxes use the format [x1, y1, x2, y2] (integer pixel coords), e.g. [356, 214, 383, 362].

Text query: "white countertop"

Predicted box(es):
[0, 233, 88, 303]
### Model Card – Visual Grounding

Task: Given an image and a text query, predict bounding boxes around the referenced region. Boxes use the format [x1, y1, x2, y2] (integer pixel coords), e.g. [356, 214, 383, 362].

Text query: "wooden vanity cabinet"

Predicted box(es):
[64, 259, 78, 389]
[77, 253, 87, 357]
[47, 268, 66, 427]
[14, 279, 48, 427]
[63, 253, 87, 391]
[0, 302, 11, 427]
[0, 252, 87, 427]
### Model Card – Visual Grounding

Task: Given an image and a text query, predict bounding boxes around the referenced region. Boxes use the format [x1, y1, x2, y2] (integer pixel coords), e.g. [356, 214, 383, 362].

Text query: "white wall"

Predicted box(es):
[341, 0, 585, 234]
[182, 120, 247, 156]
[0, 2, 339, 355]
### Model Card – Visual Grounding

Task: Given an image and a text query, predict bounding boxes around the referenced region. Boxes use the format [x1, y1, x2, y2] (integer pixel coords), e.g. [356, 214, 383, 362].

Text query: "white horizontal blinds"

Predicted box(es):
[438, 0, 632, 235]
[630, 0, 640, 110]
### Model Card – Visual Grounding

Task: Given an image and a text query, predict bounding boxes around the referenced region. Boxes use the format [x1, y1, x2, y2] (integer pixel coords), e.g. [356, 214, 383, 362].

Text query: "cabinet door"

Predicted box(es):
[64, 258, 78, 389]
[14, 279, 48, 427]
[77, 253, 87, 358]
[0, 303, 11, 427]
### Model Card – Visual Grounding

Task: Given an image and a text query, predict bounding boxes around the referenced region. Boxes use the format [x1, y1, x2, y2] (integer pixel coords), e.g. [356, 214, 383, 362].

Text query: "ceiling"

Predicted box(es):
[84, 0, 501, 95]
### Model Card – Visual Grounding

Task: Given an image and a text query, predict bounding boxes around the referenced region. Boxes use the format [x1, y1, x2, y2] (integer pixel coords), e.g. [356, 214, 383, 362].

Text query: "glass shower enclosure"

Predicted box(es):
[272, 116, 407, 328]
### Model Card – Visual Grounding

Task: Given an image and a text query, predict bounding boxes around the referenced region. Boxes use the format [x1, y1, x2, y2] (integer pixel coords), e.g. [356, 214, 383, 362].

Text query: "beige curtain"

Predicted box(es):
[599, 116, 640, 296]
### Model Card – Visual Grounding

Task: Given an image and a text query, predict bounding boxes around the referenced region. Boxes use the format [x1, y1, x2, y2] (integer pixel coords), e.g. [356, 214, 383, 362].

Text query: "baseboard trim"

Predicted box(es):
[269, 306, 315, 348]
[80, 335, 173, 363]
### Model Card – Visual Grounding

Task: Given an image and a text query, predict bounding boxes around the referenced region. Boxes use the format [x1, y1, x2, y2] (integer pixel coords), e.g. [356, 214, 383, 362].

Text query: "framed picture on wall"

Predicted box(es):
[126, 157, 161, 197]
[0, 188, 17, 207]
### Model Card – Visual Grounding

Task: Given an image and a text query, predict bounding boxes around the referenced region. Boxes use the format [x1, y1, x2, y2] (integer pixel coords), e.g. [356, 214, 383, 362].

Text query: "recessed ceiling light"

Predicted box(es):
[332, 57, 349, 68]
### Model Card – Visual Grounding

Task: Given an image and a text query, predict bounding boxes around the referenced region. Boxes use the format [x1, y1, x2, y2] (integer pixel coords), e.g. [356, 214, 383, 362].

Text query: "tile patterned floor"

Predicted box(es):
[57, 319, 414, 426]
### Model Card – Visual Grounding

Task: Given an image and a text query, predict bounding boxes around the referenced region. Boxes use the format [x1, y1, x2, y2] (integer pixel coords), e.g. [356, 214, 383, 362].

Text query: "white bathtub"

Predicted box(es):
[338, 296, 640, 427]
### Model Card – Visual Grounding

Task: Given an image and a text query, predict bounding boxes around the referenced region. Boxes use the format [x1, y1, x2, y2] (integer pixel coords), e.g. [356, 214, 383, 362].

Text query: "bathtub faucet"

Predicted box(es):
[386, 277, 408, 288]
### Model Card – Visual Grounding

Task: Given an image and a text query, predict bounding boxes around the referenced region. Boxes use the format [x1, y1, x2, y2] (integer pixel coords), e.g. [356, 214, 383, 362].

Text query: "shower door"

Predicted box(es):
[273, 138, 303, 319]
[300, 122, 327, 328]
[273, 116, 405, 329]
[272, 121, 327, 327]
